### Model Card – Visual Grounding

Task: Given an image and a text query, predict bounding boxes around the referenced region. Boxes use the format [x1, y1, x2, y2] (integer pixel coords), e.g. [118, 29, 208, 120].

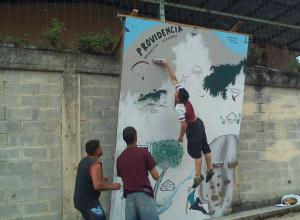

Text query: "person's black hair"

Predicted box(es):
[123, 126, 137, 145]
[85, 140, 100, 155]
[178, 88, 189, 103]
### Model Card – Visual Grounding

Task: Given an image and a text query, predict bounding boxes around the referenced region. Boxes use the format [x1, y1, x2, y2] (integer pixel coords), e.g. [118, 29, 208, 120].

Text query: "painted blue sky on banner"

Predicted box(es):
[213, 31, 249, 56]
[124, 17, 163, 52]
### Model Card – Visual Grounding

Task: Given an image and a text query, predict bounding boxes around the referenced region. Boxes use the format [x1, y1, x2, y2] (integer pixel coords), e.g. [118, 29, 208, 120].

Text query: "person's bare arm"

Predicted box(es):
[150, 167, 160, 181]
[162, 61, 179, 86]
[91, 163, 121, 191]
[178, 120, 187, 142]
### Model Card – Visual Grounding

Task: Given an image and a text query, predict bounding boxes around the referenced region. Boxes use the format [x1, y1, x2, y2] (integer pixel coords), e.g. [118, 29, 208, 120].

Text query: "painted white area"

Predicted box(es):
[171, 34, 245, 143]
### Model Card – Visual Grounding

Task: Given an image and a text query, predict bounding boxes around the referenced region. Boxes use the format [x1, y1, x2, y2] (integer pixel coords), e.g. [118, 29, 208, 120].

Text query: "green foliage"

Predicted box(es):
[283, 50, 300, 74]
[78, 30, 116, 53]
[42, 18, 65, 48]
[285, 56, 300, 74]
[0, 33, 5, 43]
[248, 44, 266, 66]
[36, 40, 48, 50]
[248, 44, 266, 65]
[151, 139, 183, 169]
[0, 33, 28, 47]
[12, 34, 29, 47]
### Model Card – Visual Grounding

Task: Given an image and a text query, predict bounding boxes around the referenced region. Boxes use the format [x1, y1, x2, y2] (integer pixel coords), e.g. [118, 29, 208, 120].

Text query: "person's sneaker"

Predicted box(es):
[205, 169, 215, 183]
[192, 175, 204, 188]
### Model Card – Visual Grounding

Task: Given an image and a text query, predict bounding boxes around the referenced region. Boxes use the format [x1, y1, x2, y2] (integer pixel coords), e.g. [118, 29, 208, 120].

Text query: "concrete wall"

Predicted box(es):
[233, 85, 300, 209]
[234, 69, 300, 211]
[1, 46, 300, 219]
[0, 46, 119, 220]
[80, 74, 120, 215]
[0, 70, 62, 220]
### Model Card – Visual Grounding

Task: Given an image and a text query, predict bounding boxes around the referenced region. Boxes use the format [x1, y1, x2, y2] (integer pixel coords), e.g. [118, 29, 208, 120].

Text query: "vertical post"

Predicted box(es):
[159, 0, 165, 22]
[61, 54, 82, 220]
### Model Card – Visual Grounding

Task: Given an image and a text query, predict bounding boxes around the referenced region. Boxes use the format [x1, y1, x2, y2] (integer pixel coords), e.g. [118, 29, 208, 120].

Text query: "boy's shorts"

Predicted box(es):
[186, 118, 211, 159]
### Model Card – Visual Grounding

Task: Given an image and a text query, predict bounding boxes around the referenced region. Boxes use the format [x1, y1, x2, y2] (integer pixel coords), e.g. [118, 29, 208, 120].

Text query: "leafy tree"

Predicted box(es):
[151, 139, 183, 202]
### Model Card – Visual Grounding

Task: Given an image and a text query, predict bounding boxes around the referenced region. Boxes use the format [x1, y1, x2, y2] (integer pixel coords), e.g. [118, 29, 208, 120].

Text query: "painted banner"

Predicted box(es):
[110, 16, 249, 220]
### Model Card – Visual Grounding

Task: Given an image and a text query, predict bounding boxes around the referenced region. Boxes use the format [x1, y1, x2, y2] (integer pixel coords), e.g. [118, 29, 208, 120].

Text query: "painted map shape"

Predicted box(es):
[138, 89, 167, 102]
[203, 59, 246, 99]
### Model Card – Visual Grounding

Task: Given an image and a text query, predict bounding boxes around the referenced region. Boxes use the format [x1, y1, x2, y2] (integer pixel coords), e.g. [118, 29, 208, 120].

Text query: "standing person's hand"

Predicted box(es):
[112, 183, 121, 190]
[177, 137, 183, 143]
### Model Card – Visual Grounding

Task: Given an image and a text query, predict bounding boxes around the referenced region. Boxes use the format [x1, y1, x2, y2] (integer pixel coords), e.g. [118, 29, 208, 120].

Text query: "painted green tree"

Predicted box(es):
[203, 58, 246, 99]
[138, 89, 167, 102]
[151, 139, 183, 202]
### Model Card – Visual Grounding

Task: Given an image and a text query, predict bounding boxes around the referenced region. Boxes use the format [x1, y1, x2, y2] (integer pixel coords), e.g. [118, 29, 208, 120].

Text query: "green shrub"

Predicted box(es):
[285, 56, 300, 74]
[0, 33, 28, 47]
[248, 44, 265, 65]
[42, 18, 65, 48]
[36, 40, 48, 50]
[0, 33, 5, 43]
[12, 34, 29, 47]
[78, 30, 116, 53]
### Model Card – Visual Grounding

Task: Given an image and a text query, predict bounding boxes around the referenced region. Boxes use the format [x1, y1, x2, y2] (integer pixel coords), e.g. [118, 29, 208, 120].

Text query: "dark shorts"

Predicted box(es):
[186, 118, 211, 158]
[78, 204, 107, 220]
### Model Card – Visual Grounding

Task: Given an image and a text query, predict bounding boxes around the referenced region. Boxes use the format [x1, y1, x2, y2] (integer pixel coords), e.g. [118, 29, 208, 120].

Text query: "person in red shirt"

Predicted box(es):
[117, 126, 160, 220]
[154, 59, 214, 188]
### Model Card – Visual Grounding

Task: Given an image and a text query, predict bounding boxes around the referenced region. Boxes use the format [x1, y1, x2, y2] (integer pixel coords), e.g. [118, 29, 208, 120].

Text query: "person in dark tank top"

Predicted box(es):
[74, 140, 121, 220]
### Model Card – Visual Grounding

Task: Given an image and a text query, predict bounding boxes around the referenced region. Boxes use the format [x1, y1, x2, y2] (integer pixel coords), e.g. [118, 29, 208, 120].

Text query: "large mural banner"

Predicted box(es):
[110, 16, 249, 220]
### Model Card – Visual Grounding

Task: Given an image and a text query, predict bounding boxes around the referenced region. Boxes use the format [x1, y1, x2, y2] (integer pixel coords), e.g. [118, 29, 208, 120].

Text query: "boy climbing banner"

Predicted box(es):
[111, 16, 249, 220]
